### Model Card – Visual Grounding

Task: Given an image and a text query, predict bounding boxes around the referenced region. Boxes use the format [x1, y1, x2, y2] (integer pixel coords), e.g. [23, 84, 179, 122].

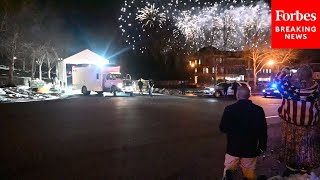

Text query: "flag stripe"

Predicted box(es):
[292, 101, 297, 125]
[287, 99, 291, 122]
[300, 102, 306, 126]
[296, 101, 302, 125]
[308, 102, 314, 126]
[276, 71, 319, 126]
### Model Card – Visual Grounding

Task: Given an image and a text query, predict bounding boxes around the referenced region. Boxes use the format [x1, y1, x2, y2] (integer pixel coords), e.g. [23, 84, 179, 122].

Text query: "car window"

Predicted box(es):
[106, 74, 116, 80]
[125, 81, 133, 86]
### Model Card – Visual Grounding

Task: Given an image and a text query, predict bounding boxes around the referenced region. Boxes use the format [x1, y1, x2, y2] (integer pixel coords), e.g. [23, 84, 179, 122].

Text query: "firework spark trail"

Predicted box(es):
[119, 0, 271, 54]
[174, 1, 271, 51]
[119, 0, 207, 53]
[136, 4, 167, 28]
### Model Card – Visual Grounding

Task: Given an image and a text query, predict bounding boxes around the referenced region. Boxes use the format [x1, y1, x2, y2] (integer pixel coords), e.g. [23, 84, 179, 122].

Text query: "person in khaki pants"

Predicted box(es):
[220, 87, 267, 180]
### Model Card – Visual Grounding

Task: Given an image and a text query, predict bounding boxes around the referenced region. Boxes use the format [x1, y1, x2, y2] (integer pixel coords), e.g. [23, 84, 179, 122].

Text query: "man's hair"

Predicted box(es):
[297, 65, 313, 81]
[237, 86, 251, 99]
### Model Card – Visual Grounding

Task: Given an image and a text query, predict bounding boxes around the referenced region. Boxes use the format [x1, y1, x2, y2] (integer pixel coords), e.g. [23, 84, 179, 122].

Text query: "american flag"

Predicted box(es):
[275, 71, 320, 126]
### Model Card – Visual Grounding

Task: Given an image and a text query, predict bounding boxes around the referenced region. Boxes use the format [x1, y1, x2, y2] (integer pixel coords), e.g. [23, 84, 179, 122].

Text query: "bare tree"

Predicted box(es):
[34, 44, 47, 80]
[0, 12, 7, 33]
[0, 0, 8, 33]
[0, 0, 37, 85]
[219, 12, 239, 52]
[25, 43, 48, 80]
[46, 47, 61, 79]
[242, 26, 298, 89]
[0, 25, 21, 85]
[22, 43, 38, 79]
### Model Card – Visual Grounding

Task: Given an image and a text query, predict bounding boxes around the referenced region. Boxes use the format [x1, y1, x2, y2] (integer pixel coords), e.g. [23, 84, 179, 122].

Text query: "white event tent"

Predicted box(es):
[56, 49, 109, 89]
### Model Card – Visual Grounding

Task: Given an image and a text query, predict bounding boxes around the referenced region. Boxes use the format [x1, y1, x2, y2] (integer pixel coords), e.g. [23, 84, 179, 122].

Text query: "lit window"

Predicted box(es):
[206, 68, 209, 74]
[270, 69, 272, 73]
[220, 58, 223, 63]
[203, 68, 206, 74]
[221, 67, 224, 73]
[199, 60, 201, 65]
[212, 67, 215, 73]
[189, 61, 191, 65]
[262, 69, 265, 73]
[195, 60, 197, 64]
[195, 68, 197, 73]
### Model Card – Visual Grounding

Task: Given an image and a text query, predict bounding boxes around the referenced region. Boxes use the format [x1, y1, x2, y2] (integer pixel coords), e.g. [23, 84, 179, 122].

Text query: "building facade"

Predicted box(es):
[188, 47, 284, 86]
[188, 47, 249, 85]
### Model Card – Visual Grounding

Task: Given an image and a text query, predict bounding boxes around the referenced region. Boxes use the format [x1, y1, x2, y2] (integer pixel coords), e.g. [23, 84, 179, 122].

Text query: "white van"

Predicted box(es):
[72, 65, 133, 96]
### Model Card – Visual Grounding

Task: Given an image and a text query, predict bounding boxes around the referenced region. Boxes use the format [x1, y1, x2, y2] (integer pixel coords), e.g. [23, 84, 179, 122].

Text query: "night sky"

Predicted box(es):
[44, 0, 320, 60]
[5, 0, 319, 63]
[49, 0, 124, 61]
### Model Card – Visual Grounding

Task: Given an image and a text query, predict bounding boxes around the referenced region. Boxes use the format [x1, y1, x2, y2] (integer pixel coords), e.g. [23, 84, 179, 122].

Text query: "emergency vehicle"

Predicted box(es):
[72, 65, 134, 96]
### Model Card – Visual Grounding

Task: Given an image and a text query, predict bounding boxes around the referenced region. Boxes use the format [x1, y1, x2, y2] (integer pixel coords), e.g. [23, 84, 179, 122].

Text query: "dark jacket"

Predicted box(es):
[223, 83, 229, 90]
[232, 82, 238, 90]
[219, 100, 267, 158]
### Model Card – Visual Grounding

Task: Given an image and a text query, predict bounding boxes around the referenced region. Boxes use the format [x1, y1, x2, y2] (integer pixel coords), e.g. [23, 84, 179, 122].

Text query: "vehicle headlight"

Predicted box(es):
[117, 83, 123, 88]
[209, 88, 215, 92]
[262, 89, 266, 93]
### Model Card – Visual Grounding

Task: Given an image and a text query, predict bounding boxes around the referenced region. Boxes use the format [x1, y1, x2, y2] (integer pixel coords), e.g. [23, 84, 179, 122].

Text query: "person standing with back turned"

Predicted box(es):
[148, 79, 154, 97]
[220, 86, 268, 180]
[223, 80, 229, 96]
[274, 65, 320, 176]
[138, 79, 144, 95]
[232, 82, 238, 99]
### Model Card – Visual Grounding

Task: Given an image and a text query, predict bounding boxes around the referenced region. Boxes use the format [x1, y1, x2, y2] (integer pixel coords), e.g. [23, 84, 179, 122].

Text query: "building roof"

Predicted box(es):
[63, 49, 109, 65]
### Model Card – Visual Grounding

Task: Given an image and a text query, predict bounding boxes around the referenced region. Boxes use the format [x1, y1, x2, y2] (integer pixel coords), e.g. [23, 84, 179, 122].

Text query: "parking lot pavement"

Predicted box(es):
[0, 94, 287, 179]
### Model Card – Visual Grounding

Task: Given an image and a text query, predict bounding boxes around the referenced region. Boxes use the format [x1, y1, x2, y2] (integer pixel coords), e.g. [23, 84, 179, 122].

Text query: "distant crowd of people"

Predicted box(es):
[138, 79, 154, 97]
[220, 65, 320, 180]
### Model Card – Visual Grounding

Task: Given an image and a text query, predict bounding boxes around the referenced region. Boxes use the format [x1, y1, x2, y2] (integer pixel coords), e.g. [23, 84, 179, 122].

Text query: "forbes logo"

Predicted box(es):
[275, 10, 317, 21]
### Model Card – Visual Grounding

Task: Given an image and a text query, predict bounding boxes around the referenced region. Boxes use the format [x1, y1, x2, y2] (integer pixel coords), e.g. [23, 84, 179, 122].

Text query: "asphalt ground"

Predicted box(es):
[0, 94, 289, 179]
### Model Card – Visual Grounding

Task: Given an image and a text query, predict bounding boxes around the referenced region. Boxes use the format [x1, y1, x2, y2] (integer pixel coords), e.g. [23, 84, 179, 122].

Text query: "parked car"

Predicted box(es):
[203, 87, 220, 97]
[262, 83, 281, 98]
[203, 82, 251, 97]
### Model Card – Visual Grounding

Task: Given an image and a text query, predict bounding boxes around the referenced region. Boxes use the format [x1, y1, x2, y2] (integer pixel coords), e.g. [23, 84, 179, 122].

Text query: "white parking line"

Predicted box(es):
[266, 115, 279, 119]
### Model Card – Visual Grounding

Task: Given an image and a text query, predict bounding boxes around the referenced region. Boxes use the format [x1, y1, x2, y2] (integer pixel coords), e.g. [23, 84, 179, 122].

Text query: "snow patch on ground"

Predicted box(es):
[0, 65, 9, 70]
[0, 86, 61, 103]
[0, 88, 6, 95]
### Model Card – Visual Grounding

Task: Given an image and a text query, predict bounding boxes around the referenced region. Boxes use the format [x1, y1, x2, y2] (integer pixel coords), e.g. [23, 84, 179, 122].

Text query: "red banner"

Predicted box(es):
[272, 0, 320, 49]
